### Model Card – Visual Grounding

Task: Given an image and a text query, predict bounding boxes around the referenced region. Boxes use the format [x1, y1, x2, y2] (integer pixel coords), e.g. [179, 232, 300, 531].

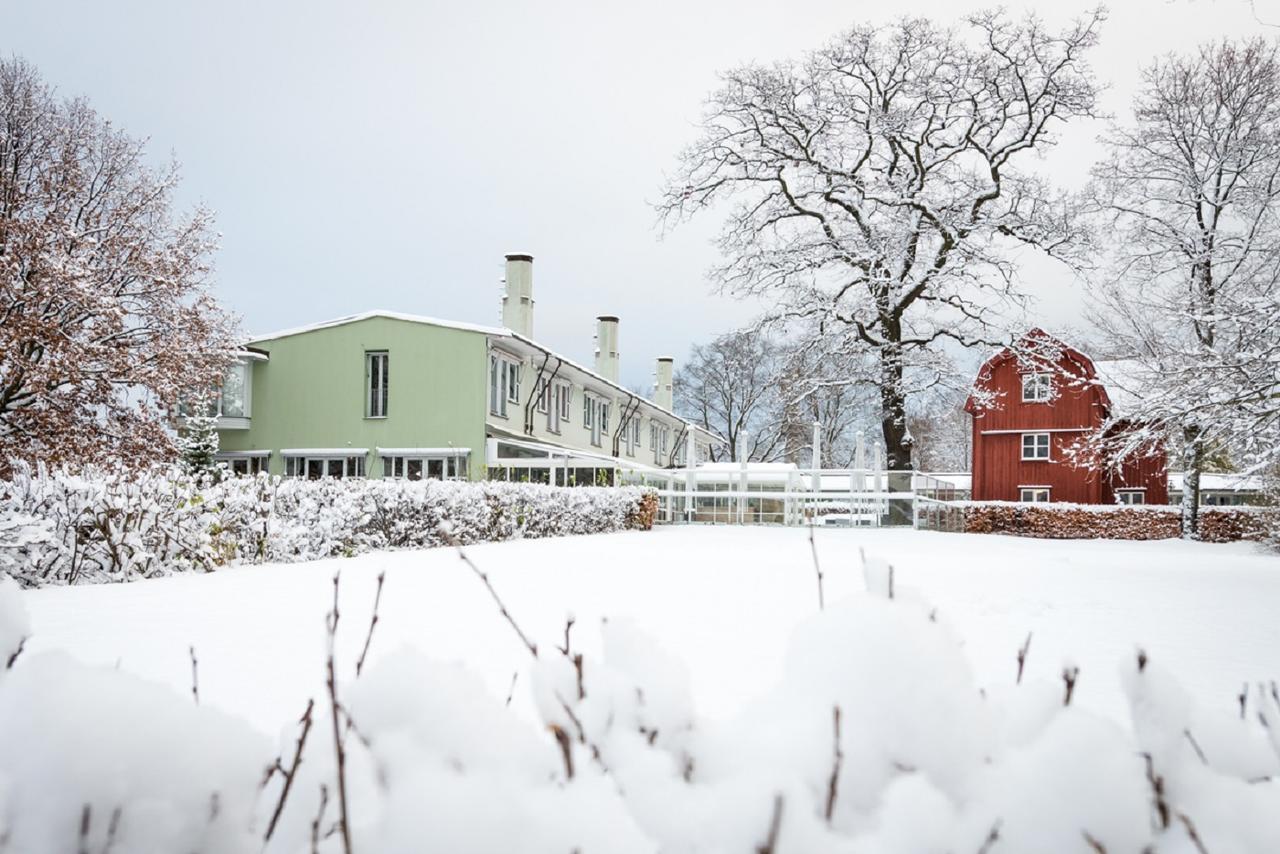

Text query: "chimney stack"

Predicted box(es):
[502, 254, 534, 337]
[595, 316, 620, 383]
[655, 357, 674, 410]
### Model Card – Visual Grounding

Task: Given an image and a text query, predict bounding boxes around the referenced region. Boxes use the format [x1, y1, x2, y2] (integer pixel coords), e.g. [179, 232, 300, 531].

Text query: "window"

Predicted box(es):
[366, 352, 388, 418]
[1117, 490, 1145, 505]
[1021, 432, 1050, 460]
[1022, 372, 1052, 402]
[557, 382, 572, 421]
[382, 453, 468, 481]
[1020, 488, 1051, 503]
[216, 454, 268, 476]
[653, 422, 671, 463]
[535, 376, 550, 414]
[284, 454, 365, 479]
[489, 353, 521, 418]
[583, 394, 608, 446]
[583, 393, 594, 429]
[220, 363, 249, 418]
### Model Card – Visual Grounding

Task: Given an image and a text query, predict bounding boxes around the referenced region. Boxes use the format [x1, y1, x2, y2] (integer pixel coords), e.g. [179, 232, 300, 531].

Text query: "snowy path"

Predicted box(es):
[21, 527, 1280, 736]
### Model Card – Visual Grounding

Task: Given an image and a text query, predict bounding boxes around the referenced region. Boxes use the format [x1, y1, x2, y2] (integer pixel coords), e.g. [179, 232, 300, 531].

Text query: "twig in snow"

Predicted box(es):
[1239, 683, 1248, 720]
[1082, 830, 1107, 852]
[444, 529, 538, 658]
[1136, 648, 1148, 673]
[976, 820, 1002, 854]
[78, 804, 91, 854]
[808, 521, 824, 610]
[824, 706, 843, 823]
[189, 645, 199, 705]
[557, 615, 576, 656]
[1016, 633, 1033, 685]
[354, 571, 385, 678]
[505, 671, 519, 707]
[1062, 665, 1080, 706]
[103, 805, 122, 853]
[887, 564, 895, 600]
[1184, 729, 1209, 765]
[1176, 811, 1211, 854]
[264, 698, 316, 843]
[756, 794, 784, 854]
[5, 636, 25, 670]
[1142, 753, 1170, 830]
[556, 693, 609, 774]
[550, 724, 575, 780]
[310, 784, 329, 854]
[325, 574, 354, 854]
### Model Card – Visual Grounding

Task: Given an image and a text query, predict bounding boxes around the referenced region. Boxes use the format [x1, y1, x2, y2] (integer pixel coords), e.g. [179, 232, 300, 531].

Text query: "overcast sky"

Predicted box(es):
[2, 0, 1272, 389]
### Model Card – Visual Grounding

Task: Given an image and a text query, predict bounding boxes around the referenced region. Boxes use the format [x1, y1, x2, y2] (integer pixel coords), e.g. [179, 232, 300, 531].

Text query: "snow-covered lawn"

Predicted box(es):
[22, 526, 1279, 734]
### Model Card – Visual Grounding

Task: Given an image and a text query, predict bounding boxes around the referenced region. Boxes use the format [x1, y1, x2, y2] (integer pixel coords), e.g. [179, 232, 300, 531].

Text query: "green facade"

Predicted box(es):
[218, 316, 489, 478]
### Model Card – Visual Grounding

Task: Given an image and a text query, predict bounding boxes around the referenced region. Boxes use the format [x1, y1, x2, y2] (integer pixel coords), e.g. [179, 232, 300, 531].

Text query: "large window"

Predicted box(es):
[220, 363, 249, 418]
[285, 454, 365, 479]
[583, 394, 609, 447]
[1021, 372, 1052, 402]
[216, 452, 268, 476]
[1021, 432, 1050, 460]
[382, 453, 468, 481]
[1020, 487, 1051, 503]
[366, 352, 389, 418]
[489, 353, 521, 418]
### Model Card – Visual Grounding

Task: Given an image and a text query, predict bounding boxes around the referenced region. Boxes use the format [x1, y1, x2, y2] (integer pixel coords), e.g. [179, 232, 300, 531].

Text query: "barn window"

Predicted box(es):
[1117, 490, 1145, 505]
[1021, 372, 1053, 402]
[1021, 433, 1051, 460]
[1020, 487, 1051, 503]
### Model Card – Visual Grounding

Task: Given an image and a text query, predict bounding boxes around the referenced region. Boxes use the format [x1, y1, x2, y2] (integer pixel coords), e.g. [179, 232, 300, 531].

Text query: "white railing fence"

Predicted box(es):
[619, 465, 968, 528]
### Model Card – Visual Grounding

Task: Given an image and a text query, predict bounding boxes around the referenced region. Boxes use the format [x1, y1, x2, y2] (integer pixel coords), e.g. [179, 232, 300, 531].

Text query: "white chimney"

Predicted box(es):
[655, 357, 674, 410]
[502, 253, 534, 337]
[595, 316, 620, 383]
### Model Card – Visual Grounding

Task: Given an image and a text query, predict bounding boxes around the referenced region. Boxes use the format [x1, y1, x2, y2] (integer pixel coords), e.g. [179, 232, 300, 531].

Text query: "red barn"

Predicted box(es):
[963, 329, 1168, 505]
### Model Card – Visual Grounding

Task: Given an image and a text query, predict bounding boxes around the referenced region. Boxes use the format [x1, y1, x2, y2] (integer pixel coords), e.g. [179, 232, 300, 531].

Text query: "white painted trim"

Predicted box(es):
[1017, 484, 1053, 489]
[376, 447, 470, 456]
[215, 450, 270, 458]
[982, 427, 1091, 435]
[281, 448, 369, 456]
[1116, 487, 1148, 491]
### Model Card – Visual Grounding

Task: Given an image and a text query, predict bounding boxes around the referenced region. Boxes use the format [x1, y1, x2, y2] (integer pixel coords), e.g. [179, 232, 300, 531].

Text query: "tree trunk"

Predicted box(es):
[1180, 424, 1203, 540]
[879, 349, 913, 471]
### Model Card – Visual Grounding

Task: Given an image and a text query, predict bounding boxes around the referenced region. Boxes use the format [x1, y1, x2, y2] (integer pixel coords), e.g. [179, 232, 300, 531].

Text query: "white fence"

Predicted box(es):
[619, 464, 966, 528]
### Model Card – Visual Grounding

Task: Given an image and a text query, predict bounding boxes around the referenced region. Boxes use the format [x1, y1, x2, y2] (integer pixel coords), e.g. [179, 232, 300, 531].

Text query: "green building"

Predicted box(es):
[212, 254, 717, 482]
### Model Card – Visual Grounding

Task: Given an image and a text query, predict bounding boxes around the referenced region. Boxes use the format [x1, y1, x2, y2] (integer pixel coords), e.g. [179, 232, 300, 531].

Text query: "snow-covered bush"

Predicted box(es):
[2, 552, 1278, 852]
[0, 464, 657, 587]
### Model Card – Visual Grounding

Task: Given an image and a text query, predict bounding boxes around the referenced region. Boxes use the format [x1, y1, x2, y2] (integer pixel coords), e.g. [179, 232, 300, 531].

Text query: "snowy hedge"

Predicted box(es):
[0, 464, 658, 588]
[3, 555, 1279, 852]
[961, 502, 1273, 542]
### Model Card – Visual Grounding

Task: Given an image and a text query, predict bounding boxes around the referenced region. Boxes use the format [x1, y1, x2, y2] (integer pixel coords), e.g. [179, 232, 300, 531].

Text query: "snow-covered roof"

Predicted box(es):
[249, 310, 506, 343]
[1092, 358, 1145, 417]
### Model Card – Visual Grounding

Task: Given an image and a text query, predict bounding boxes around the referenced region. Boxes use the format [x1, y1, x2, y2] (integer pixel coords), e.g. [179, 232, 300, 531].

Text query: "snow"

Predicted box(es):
[1093, 357, 1146, 416]
[17, 526, 1278, 731]
[6, 526, 1280, 850]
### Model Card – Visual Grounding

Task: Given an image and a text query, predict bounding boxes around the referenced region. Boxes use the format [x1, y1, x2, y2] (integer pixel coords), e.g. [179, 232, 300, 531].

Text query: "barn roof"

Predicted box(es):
[963, 328, 1113, 414]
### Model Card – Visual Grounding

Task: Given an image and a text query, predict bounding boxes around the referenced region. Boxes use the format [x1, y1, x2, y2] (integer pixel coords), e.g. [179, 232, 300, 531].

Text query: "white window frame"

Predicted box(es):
[1020, 487, 1051, 503]
[1021, 432, 1051, 461]
[1021, 372, 1052, 403]
[381, 452, 469, 481]
[489, 352, 521, 418]
[283, 452, 366, 479]
[1116, 489, 1146, 505]
[215, 451, 269, 476]
[366, 351, 389, 419]
[534, 376, 550, 415]
[556, 381, 572, 422]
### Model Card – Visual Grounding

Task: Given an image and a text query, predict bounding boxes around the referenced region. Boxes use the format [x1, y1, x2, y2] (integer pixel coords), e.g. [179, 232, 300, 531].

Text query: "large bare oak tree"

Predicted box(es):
[658, 9, 1104, 470]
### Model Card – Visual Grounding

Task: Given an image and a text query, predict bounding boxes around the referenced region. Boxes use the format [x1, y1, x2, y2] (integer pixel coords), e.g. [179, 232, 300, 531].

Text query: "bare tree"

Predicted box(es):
[1086, 38, 1280, 538]
[674, 330, 788, 462]
[0, 57, 238, 474]
[773, 337, 877, 466]
[659, 10, 1103, 471]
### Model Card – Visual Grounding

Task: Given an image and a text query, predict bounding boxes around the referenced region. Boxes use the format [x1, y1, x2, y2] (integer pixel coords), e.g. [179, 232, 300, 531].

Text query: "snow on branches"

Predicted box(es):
[0, 58, 239, 477]
[0, 464, 657, 588]
[658, 9, 1105, 470]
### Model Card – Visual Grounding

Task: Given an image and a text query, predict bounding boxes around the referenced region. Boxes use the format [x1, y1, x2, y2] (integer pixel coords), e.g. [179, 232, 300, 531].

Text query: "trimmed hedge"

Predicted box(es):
[960, 502, 1272, 542]
[0, 464, 658, 587]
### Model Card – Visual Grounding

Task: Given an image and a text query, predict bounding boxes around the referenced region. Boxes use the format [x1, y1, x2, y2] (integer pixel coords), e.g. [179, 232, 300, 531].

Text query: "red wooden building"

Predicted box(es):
[963, 329, 1168, 505]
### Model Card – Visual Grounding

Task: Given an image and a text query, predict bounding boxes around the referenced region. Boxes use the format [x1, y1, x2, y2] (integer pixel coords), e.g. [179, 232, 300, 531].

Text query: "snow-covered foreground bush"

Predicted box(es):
[3, 553, 1279, 853]
[0, 463, 657, 587]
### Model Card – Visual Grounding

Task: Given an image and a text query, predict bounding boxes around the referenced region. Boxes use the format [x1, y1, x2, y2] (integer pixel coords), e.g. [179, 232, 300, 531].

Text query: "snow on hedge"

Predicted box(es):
[3, 554, 1278, 852]
[0, 463, 656, 587]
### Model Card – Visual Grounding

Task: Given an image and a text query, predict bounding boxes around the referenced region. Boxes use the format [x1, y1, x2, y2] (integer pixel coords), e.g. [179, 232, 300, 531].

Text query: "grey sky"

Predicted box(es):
[2, 0, 1271, 389]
